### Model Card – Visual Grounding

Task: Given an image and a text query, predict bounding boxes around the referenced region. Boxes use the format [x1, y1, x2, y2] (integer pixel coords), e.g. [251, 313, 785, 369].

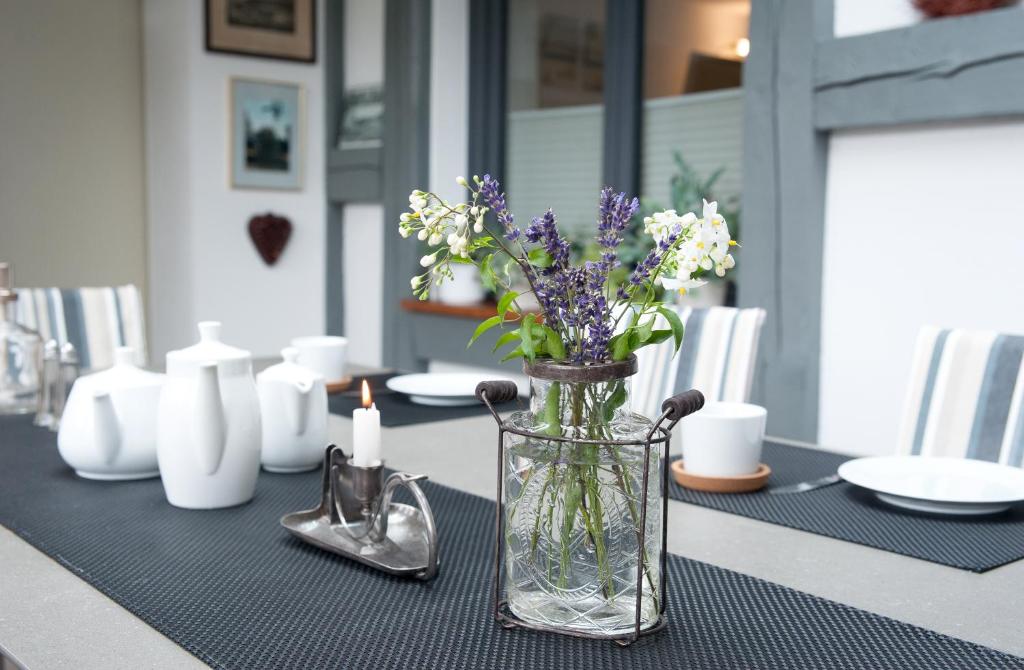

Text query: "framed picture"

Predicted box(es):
[206, 0, 316, 63]
[231, 78, 304, 190]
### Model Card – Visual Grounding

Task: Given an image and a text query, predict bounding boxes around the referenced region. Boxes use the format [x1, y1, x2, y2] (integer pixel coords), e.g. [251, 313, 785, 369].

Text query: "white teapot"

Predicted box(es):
[257, 347, 328, 473]
[57, 346, 164, 480]
[157, 321, 261, 509]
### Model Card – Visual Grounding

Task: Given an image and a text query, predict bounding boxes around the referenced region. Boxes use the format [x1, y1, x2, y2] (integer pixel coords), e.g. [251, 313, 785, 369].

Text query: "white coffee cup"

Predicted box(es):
[680, 402, 767, 477]
[290, 336, 348, 384]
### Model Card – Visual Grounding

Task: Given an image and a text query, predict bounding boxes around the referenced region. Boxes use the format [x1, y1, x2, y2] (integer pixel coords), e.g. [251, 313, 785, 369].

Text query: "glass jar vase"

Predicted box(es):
[498, 356, 666, 639]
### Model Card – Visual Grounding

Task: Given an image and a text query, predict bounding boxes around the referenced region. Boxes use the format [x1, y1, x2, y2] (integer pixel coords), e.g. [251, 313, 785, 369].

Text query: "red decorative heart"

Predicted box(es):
[248, 213, 292, 266]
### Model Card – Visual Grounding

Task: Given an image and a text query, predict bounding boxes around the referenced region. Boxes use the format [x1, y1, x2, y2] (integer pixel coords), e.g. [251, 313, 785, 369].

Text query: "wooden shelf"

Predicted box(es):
[399, 299, 518, 321]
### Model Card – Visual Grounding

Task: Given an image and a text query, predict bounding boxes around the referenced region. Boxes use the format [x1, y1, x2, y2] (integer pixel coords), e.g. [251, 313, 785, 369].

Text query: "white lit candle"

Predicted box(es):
[352, 379, 381, 467]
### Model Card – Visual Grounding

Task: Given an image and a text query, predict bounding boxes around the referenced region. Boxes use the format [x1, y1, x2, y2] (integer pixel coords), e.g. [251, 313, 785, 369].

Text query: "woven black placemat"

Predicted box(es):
[668, 441, 1024, 572]
[1, 417, 1021, 670]
[328, 373, 521, 426]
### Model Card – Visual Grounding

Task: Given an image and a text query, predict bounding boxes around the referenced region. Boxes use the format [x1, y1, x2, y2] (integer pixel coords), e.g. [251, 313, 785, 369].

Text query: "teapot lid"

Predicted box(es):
[258, 347, 324, 386]
[76, 347, 164, 391]
[166, 322, 251, 376]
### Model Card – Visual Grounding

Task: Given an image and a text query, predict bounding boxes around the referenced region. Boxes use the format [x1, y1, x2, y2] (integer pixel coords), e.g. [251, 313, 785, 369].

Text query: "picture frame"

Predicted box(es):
[206, 0, 316, 63]
[230, 78, 304, 190]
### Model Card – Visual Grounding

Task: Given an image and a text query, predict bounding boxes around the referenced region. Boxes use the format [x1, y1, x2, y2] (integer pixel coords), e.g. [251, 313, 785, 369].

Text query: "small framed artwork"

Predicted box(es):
[231, 78, 304, 190]
[206, 0, 316, 63]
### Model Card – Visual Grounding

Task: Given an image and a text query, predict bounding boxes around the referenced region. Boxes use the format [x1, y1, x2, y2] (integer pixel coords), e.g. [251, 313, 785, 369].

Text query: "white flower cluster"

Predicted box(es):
[644, 199, 737, 292]
[397, 178, 487, 299]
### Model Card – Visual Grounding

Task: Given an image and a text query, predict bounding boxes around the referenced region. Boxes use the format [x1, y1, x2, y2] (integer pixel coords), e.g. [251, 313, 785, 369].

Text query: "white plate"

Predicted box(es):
[838, 456, 1024, 516]
[385, 373, 487, 407]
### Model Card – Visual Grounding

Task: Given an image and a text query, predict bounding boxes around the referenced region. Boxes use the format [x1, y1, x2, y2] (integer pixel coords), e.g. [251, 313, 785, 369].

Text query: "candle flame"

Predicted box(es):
[361, 379, 372, 408]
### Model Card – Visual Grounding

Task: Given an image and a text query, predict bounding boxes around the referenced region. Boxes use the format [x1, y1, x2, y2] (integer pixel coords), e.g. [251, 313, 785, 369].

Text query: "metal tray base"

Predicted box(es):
[280, 445, 439, 580]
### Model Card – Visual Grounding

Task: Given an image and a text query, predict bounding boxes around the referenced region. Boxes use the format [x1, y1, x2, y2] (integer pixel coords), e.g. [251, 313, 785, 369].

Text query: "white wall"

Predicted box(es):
[819, 4, 1024, 455]
[0, 0, 146, 292]
[820, 121, 1024, 455]
[144, 0, 325, 360]
[834, 0, 921, 37]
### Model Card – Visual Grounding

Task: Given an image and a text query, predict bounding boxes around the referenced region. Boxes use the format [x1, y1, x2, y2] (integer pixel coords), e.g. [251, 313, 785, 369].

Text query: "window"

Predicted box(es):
[505, 0, 607, 232]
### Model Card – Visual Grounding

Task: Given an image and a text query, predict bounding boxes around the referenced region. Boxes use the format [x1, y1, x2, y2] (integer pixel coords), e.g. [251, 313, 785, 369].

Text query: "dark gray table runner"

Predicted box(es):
[328, 373, 522, 426]
[1, 416, 1021, 669]
[668, 441, 1024, 572]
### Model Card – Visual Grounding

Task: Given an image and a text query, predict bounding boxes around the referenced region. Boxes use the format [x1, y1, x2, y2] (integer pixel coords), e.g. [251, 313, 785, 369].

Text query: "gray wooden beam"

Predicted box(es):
[381, 0, 431, 370]
[815, 7, 1024, 129]
[324, 0, 345, 338]
[467, 0, 507, 178]
[327, 147, 382, 202]
[408, 312, 526, 373]
[739, 0, 831, 441]
[602, 0, 643, 196]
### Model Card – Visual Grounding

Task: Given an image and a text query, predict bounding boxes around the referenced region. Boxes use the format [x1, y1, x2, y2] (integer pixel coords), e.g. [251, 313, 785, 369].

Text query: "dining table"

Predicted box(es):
[2, 367, 1024, 669]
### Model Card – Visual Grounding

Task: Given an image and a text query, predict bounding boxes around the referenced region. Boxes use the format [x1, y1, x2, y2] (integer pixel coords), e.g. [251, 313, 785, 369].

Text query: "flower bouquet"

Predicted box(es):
[399, 175, 737, 636]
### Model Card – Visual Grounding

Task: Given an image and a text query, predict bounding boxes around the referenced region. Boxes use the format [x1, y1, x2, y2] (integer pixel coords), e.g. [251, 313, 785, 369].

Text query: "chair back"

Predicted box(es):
[628, 305, 766, 419]
[898, 326, 1024, 467]
[13, 285, 147, 371]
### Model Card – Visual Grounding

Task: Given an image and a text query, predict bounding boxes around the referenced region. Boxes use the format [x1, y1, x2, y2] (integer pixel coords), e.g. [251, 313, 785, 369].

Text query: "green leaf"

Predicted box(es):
[602, 382, 627, 422]
[612, 328, 634, 361]
[468, 315, 502, 348]
[637, 317, 655, 343]
[492, 329, 520, 353]
[496, 290, 519, 317]
[544, 325, 566, 361]
[479, 253, 497, 292]
[499, 344, 525, 362]
[656, 306, 685, 351]
[544, 381, 561, 436]
[646, 329, 674, 345]
[519, 314, 536, 361]
[468, 235, 495, 251]
[527, 248, 553, 268]
[447, 255, 473, 264]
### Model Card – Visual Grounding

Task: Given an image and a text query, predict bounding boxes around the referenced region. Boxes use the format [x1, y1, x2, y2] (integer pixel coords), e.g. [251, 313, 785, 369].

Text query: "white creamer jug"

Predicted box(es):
[157, 321, 261, 509]
[57, 346, 164, 480]
[257, 347, 328, 473]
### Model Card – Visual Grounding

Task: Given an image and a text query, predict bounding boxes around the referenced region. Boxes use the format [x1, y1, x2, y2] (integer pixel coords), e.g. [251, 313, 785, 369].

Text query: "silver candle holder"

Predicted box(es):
[281, 444, 440, 580]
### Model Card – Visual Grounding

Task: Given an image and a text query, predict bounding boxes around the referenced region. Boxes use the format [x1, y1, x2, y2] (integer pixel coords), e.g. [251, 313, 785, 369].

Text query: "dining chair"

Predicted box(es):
[13, 285, 148, 371]
[897, 326, 1024, 467]
[627, 305, 767, 420]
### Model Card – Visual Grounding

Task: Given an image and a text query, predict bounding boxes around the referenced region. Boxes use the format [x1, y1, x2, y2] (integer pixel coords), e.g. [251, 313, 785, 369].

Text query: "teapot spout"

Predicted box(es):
[195, 362, 227, 475]
[92, 390, 121, 465]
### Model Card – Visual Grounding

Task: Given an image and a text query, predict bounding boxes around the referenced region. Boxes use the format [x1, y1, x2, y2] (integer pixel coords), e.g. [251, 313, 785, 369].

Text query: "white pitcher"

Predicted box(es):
[157, 321, 261, 509]
[257, 347, 328, 473]
[57, 346, 164, 480]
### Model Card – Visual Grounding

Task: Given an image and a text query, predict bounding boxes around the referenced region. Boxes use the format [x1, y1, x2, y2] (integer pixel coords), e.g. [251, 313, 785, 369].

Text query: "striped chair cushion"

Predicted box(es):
[897, 326, 1024, 467]
[12, 286, 147, 371]
[629, 305, 767, 419]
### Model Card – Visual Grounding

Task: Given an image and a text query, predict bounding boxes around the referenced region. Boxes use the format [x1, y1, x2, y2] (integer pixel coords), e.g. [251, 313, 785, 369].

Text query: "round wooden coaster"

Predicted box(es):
[671, 460, 771, 494]
[325, 377, 353, 394]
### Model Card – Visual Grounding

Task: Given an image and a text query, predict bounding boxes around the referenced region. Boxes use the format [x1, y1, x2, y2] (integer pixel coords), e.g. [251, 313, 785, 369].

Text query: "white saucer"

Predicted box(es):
[838, 456, 1024, 516]
[385, 373, 486, 407]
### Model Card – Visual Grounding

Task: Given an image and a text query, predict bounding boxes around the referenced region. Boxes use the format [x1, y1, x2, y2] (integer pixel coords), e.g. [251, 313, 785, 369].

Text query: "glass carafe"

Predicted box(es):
[0, 263, 43, 415]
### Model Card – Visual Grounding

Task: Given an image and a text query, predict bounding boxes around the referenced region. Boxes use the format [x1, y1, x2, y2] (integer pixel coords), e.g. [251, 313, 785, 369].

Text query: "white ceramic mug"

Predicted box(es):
[681, 402, 767, 477]
[291, 336, 348, 384]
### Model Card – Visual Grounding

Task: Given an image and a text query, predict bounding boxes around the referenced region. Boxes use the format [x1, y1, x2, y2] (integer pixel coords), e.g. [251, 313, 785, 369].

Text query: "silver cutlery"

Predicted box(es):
[768, 473, 842, 495]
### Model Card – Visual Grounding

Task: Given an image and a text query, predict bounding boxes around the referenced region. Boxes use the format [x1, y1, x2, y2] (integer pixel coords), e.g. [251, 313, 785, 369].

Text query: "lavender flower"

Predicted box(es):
[479, 174, 520, 242]
[525, 209, 570, 274]
[627, 224, 682, 287]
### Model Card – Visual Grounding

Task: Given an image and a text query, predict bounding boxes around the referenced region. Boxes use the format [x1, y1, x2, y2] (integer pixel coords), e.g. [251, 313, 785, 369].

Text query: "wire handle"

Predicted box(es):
[476, 380, 518, 423]
[659, 389, 705, 429]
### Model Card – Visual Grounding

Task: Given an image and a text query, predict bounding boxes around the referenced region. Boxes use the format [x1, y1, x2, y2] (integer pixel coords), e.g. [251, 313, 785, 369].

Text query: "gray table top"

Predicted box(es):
[3, 411, 1023, 669]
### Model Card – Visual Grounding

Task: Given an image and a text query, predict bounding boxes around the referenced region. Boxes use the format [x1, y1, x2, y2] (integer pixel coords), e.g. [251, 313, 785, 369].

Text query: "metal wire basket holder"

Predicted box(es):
[476, 378, 705, 645]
